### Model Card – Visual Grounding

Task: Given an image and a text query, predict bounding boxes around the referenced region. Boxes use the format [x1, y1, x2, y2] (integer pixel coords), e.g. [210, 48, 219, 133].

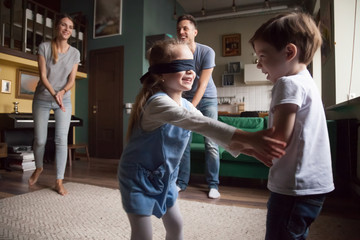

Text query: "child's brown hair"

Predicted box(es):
[249, 12, 322, 65]
[126, 38, 188, 140]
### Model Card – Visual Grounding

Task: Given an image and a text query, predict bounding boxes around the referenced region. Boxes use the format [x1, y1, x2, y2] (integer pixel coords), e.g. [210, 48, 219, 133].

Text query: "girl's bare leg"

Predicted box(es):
[28, 167, 43, 186]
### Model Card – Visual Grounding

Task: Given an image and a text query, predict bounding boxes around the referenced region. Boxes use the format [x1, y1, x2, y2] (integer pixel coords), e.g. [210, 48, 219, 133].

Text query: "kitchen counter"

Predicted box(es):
[326, 96, 360, 120]
[326, 96, 360, 111]
[218, 112, 242, 117]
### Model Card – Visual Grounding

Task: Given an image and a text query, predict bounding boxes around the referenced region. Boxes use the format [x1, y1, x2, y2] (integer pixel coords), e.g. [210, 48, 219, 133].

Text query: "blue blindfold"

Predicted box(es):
[140, 59, 195, 83]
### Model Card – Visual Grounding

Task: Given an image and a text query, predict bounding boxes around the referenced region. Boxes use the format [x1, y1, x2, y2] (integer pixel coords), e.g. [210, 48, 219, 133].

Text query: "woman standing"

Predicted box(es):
[28, 14, 80, 195]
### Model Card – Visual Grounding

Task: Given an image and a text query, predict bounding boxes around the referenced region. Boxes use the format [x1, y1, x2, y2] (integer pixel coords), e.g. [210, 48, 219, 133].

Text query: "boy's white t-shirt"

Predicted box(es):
[268, 69, 334, 196]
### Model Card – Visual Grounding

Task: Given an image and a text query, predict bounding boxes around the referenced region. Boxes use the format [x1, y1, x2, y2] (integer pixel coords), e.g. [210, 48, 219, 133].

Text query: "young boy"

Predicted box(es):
[249, 12, 334, 239]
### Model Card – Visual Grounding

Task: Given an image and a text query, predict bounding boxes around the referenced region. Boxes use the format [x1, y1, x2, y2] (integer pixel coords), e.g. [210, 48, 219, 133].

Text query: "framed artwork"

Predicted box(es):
[94, 0, 123, 38]
[222, 73, 235, 87]
[228, 62, 241, 73]
[222, 34, 241, 57]
[1, 80, 11, 93]
[16, 69, 40, 99]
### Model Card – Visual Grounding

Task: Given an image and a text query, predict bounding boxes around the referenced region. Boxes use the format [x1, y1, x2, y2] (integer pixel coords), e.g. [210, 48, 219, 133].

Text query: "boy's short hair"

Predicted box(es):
[177, 14, 197, 29]
[249, 12, 322, 65]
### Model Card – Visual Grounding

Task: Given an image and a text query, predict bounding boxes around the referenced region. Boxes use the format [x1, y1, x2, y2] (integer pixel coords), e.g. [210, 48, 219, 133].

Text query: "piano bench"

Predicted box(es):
[67, 144, 90, 167]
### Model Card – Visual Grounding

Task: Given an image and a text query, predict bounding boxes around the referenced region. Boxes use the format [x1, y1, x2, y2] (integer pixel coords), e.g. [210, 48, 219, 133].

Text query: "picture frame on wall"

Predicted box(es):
[222, 73, 235, 87]
[1, 80, 11, 94]
[222, 34, 241, 57]
[228, 62, 241, 73]
[16, 69, 40, 99]
[94, 0, 123, 38]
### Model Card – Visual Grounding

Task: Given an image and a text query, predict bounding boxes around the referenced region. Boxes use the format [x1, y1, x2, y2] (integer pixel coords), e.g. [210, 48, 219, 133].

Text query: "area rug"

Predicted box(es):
[0, 183, 359, 240]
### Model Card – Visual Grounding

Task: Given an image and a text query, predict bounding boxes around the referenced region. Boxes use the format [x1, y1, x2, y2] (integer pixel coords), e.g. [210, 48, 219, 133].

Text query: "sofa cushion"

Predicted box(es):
[190, 143, 226, 158]
[192, 117, 265, 145]
[263, 116, 269, 128]
[190, 143, 206, 152]
[219, 161, 269, 179]
[221, 151, 260, 163]
[192, 132, 204, 144]
[189, 116, 269, 179]
[218, 116, 264, 132]
[191, 117, 266, 160]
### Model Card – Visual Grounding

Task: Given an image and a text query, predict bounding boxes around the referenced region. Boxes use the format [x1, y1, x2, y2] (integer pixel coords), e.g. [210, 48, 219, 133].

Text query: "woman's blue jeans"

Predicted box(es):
[32, 99, 72, 179]
[265, 192, 326, 240]
[177, 97, 220, 190]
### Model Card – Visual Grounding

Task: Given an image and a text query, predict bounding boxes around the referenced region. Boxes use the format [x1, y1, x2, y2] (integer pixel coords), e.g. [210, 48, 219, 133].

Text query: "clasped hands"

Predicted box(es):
[53, 89, 66, 112]
[230, 127, 286, 167]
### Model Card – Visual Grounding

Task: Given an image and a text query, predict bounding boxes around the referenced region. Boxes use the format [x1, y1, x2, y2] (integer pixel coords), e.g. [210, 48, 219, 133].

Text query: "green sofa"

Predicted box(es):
[190, 116, 337, 181]
[190, 116, 270, 180]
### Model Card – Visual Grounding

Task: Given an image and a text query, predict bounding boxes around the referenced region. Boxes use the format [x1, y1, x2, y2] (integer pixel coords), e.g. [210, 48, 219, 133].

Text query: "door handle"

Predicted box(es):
[93, 105, 97, 114]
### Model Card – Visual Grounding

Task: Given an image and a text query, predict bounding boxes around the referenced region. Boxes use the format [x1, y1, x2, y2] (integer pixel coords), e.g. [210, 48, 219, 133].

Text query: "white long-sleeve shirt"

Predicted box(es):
[141, 94, 240, 157]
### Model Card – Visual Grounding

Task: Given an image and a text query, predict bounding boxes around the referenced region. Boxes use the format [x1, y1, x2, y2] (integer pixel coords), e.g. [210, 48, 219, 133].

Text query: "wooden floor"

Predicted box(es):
[1, 157, 360, 221]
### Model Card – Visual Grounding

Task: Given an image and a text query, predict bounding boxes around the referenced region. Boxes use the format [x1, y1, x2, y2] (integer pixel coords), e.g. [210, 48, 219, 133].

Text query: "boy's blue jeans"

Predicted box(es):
[266, 191, 326, 240]
[32, 99, 72, 179]
[177, 97, 220, 190]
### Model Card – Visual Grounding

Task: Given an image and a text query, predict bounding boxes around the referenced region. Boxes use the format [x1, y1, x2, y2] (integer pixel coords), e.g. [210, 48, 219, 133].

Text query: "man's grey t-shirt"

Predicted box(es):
[34, 41, 80, 101]
[183, 43, 217, 99]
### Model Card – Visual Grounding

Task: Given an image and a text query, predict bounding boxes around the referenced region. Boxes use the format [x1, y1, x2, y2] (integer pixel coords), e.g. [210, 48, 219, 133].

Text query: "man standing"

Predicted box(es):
[176, 14, 220, 199]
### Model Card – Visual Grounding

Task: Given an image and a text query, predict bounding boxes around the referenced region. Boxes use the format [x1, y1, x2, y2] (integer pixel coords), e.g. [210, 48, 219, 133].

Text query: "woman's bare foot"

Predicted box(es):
[55, 179, 68, 196]
[28, 168, 43, 186]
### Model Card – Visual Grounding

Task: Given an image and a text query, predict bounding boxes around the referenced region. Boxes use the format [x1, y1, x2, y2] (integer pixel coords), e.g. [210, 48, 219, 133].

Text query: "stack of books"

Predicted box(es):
[8, 151, 36, 172]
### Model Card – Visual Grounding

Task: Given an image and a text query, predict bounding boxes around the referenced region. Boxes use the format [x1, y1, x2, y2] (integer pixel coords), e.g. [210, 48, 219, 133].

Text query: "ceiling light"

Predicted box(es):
[173, 0, 177, 20]
[195, 5, 289, 22]
[264, 0, 271, 9]
[201, 0, 206, 16]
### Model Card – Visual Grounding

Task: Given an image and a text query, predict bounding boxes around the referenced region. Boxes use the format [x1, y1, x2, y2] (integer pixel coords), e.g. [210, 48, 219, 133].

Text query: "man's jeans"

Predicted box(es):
[177, 97, 219, 190]
[33, 99, 72, 179]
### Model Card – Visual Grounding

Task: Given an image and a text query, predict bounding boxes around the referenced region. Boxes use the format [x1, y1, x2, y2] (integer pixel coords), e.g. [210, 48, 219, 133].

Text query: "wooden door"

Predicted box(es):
[89, 46, 124, 158]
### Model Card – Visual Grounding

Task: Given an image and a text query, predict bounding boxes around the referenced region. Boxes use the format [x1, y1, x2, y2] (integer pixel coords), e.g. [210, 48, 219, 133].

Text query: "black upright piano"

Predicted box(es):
[0, 113, 83, 163]
[0, 113, 82, 127]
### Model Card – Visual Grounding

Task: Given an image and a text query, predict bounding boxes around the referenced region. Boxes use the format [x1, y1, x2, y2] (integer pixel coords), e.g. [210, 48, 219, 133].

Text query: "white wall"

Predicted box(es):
[334, 0, 360, 103]
[196, 14, 278, 111]
[324, 0, 360, 197]
[322, 0, 360, 106]
[217, 85, 273, 112]
[196, 14, 278, 87]
[196, 0, 360, 110]
[312, 48, 322, 96]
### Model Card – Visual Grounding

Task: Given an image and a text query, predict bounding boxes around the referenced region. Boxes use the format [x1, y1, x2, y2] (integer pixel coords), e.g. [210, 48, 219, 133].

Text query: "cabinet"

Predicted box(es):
[244, 64, 269, 84]
[222, 73, 236, 86]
